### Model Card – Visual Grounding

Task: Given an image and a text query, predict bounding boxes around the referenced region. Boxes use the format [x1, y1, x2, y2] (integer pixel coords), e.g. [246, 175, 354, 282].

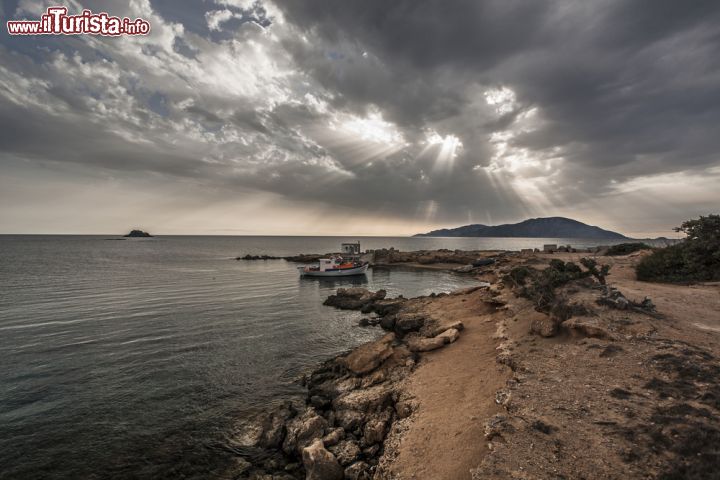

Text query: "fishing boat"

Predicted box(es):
[298, 257, 369, 277]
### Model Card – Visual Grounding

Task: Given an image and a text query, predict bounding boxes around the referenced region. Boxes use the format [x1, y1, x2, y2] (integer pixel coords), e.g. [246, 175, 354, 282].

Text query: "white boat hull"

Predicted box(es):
[298, 263, 369, 277]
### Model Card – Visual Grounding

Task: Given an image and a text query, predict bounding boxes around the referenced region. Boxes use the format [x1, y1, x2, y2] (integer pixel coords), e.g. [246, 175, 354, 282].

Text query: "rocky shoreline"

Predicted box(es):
[230, 285, 484, 480]
[227, 248, 720, 480]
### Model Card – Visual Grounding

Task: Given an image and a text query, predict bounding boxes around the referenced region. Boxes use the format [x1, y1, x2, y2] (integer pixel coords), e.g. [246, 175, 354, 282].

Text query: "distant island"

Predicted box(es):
[124, 229, 153, 238]
[414, 217, 628, 239]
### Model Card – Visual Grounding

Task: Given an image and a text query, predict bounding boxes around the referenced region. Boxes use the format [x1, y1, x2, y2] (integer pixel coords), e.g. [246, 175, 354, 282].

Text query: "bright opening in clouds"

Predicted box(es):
[1, 0, 719, 237]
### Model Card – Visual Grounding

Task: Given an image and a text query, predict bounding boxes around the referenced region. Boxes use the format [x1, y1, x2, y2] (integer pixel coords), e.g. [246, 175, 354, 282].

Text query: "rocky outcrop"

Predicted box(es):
[302, 440, 343, 480]
[340, 333, 395, 375]
[124, 229, 152, 237]
[371, 248, 499, 266]
[231, 284, 478, 478]
[393, 313, 426, 334]
[236, 253, 327, 262]
[407, 327, 460, 352]
[236, 254, 282, 260]
[323, 288, 387, 310]
[232, 333, 411, 478]
[283, 409, 328, 455]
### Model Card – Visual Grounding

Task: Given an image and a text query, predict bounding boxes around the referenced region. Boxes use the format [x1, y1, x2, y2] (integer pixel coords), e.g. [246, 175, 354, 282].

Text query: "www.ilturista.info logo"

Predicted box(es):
[7, 6, 151, 36]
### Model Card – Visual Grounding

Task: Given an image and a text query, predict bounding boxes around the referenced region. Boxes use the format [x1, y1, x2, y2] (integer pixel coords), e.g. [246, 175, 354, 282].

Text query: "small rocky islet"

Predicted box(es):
[123, 229, 153, 238]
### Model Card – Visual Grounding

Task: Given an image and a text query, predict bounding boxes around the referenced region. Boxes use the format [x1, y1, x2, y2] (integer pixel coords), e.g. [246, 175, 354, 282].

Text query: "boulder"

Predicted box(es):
[394, 399, 417, 418]
[425, 320, 464, 337]
[310, 395, 331, 409]
[282, 409, 328, 455]
[371, 299, 406, 317]
[302, 440, 344, 480]
[529, 312, 558, 337]
[233, 419, 263, 448]
[340, 333, 395, 375]
[379, 314, 396, 330]
[563, 318, 616, 340]
[334, 409, 365, 431]
[407, 336, 447, 352]
[436, 328, 460, 344]
[324, 288, 386, 310]
[362, 416, 389, 445]
[322, 427, 344, 447]
[258, 404, 294, 448]
[328, 439, 361, 466]
[308, 377, 358, 404]
[394, 314, 425, 334]
[333, 384, 393, 413]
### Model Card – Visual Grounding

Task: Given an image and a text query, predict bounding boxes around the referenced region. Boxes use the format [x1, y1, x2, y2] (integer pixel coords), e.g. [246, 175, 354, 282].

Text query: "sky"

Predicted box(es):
[1, 0, 719, 237]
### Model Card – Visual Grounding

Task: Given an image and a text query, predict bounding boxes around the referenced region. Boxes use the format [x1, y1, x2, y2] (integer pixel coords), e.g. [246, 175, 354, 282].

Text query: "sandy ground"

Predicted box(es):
[386, 292, 505, 479]
[381, 252, 720, 480]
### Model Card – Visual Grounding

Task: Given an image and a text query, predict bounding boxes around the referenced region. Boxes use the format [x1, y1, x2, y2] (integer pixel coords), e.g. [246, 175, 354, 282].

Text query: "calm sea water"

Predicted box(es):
[0, 235, 618, 479]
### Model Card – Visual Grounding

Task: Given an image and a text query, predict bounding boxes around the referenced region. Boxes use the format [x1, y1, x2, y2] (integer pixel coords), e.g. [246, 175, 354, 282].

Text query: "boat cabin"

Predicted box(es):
[317, 258, 338, 272]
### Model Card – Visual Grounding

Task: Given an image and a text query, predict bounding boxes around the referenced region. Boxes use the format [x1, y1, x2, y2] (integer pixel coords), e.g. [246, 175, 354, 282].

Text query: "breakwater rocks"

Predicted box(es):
[236, 254, 324, 262]
[371, 248, 500, 266]
[232, 288, 471, 479]
[236, 248, 506, 269]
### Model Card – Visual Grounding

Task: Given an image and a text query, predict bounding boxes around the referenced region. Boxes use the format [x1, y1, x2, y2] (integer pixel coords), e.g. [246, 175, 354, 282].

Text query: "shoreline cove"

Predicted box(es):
[230, 248, 720, 480]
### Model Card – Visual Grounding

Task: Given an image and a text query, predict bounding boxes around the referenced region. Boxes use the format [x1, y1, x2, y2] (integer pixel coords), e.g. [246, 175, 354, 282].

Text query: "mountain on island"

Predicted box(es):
[124, 229, 153, 237]
[414, 217, 628, 239]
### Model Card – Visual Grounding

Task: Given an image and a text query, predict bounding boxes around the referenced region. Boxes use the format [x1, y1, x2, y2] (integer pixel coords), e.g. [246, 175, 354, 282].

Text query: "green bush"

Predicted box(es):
[636, 215, 720, 282]
[606, 242, 652, 256]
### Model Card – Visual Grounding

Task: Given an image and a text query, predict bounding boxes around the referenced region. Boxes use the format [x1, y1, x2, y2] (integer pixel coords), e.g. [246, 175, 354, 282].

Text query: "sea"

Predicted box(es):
[0, 235, 622, 479]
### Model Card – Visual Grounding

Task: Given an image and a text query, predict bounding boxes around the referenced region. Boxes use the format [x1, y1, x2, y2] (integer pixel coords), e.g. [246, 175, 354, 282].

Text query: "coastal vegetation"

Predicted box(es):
[605, 242, 652, 256]
[636, 215, 720, 282]
[504, 258, 609, 313]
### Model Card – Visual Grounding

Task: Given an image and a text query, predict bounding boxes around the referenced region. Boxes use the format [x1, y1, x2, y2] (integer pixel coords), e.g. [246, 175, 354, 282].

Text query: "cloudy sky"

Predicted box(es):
[1, 0, 718, 236]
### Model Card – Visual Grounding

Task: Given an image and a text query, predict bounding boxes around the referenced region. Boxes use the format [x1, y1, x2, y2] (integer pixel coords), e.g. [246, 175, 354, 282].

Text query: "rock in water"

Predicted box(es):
[340, 333, 395, 375]
[282, 409, 328, 455]
[323, 288, 386, 310]
[123, 229, 152, 237]
[302, 440, 344, 480]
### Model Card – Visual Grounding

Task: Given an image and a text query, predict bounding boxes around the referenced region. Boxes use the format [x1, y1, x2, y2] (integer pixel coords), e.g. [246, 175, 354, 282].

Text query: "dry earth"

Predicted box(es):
[380, 252, 720, 480]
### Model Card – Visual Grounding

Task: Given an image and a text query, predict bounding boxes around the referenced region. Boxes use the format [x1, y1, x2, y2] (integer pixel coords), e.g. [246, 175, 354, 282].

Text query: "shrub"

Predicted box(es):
[505, 259, 606, 313]
[606, 242, 652, 256]
[636, 215, 720, 283]
[580, 257, 610, 285]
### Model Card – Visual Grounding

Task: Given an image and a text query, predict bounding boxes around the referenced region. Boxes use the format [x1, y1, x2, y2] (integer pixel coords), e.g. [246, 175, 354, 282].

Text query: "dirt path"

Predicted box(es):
[385, 291, 506, 480]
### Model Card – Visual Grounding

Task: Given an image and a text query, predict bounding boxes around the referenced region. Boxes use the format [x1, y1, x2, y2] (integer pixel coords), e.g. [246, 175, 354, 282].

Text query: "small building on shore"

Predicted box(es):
[341, 242, 361, 255]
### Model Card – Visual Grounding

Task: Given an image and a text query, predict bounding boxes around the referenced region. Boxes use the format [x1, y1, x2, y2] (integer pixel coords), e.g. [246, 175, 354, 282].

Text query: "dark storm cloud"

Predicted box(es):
[1, 0, 719, 233]
[280, 0, 720, 180]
